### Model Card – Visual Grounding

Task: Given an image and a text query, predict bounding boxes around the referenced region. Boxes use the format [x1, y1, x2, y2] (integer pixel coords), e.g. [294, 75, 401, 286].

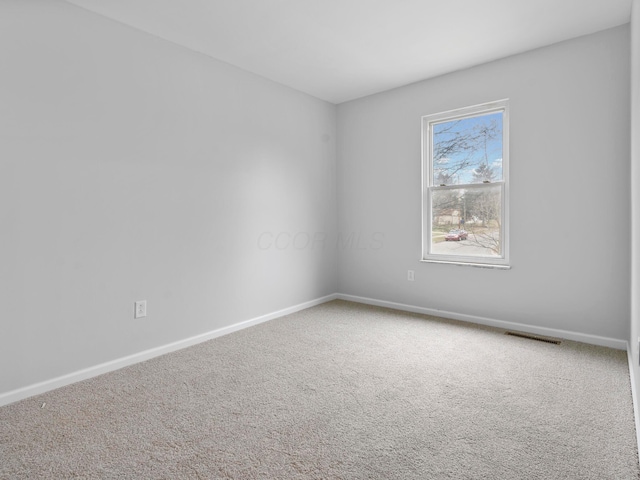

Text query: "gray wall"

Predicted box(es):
[0, 1, 337, 395]
[1, 1, 633, 400]
[631, 0, 640, 387]
[337, 26, 631, 341]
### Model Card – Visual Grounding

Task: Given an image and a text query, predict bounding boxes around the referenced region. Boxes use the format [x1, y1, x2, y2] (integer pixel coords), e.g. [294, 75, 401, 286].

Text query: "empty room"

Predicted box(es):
[2, 0, 640, 478]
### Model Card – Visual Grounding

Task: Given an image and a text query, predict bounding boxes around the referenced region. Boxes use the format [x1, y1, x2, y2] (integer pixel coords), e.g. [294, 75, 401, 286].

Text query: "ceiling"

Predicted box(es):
[64, 0, 633, 104]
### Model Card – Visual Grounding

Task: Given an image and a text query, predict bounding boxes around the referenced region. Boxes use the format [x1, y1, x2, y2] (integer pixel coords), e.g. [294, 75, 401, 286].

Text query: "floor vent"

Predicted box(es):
[505, 331, 561, 345]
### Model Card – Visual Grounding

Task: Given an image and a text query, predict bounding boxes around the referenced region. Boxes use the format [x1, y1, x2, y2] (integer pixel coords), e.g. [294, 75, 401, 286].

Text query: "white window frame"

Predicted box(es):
[421, 99, 510, 269]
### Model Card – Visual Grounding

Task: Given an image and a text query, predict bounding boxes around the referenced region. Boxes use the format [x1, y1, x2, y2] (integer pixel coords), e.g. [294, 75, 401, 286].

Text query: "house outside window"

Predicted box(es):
[422, 99, 510, 268]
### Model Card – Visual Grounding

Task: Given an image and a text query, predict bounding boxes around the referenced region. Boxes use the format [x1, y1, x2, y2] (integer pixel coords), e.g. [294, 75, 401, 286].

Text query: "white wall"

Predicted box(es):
[0, 0, 337, 396]
[631, 0, 640, 386]
[337, 26, 630, 341]
[1, 1, 632, 403]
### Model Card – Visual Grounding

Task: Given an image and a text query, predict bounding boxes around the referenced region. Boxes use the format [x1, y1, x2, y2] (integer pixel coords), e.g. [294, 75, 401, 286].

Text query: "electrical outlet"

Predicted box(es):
[407, 270, 415, 281]
[134, 300, 147, 319]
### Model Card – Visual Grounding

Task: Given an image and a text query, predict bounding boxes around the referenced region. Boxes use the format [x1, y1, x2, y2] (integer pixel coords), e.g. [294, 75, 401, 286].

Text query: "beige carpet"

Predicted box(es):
[1, 300, 638, 479]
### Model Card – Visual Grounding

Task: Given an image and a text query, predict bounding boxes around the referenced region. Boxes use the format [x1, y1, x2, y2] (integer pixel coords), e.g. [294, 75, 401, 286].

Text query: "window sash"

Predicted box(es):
[421, 100, 509, 268]
[424, 183, 505, 263]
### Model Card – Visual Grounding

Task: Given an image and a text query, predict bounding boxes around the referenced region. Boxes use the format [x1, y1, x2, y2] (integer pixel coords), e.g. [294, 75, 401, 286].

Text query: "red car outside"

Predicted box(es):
[445, 229, 468, 241]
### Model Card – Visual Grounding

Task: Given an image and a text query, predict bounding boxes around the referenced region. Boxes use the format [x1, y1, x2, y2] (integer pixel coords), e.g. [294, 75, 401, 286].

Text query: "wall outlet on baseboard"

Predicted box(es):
[407, 270, 415, 281]
[135, 300, 147, 319]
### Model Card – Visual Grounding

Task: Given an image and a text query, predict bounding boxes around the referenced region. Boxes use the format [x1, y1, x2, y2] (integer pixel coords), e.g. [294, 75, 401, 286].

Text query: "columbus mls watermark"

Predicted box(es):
[257, 231, 327, 251]
[257, 231, 385, 251]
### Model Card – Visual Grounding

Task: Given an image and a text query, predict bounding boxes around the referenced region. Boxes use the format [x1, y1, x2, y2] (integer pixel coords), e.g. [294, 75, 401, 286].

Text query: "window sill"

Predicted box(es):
[420, 259, 511, 270]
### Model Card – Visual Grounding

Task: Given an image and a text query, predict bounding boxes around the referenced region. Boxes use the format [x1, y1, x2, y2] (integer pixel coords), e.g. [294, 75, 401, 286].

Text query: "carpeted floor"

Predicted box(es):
[1, 300, 638, 479]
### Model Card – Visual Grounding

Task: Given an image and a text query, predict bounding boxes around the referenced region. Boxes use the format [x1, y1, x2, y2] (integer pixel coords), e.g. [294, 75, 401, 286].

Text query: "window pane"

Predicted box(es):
[432, 112, 503, 186]
[431, 186, 502, 258]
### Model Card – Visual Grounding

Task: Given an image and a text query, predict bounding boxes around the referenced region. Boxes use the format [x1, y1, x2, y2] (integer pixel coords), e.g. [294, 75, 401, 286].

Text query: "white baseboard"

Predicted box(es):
[337, 293, 628, 350]
[627, 342, 640, 461]
[1, 292, 629, 408]
[0, 293, 338, 408]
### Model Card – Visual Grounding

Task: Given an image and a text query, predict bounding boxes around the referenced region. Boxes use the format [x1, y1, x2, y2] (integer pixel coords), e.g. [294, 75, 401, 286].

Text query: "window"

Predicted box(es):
[422, 100, 509, 268]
